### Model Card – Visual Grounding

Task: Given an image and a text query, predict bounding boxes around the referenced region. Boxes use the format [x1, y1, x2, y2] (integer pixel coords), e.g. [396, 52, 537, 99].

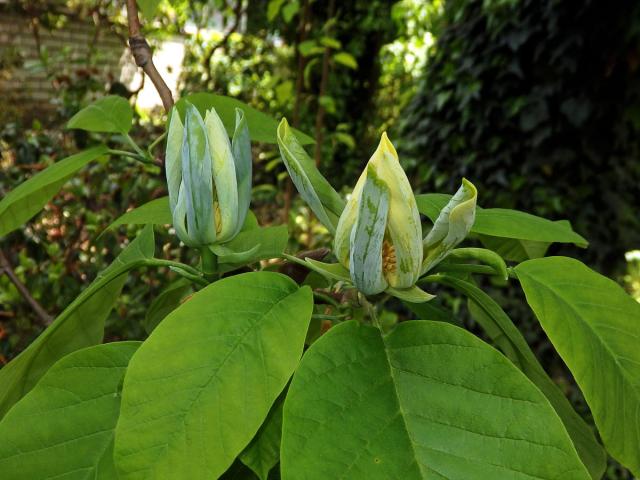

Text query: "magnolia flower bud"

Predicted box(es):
[421, 178, 477, 274]
[165, 103, 252, 248]
[334, 133, 423, 295]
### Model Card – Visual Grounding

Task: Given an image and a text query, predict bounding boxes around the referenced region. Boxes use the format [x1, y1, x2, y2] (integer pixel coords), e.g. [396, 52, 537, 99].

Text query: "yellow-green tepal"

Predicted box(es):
[165, 103, 252, 247]
[334, 133, 423, 295]
[421, 178, 477, 274]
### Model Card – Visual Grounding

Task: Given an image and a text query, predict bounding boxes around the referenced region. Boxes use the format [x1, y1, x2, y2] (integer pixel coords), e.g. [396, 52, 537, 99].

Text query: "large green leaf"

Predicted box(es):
[114, 272, 313, 480]
[282, 320, 590, 479]
[430, 274, 606, 479]
[0, 226, 154, 418]
[515, 256, 640, 475]
[0, 145, 109, 237]
[175, 93, 314, 144]
[416, 193, 587, 247]
[67, 95, 134, 133]
[240, 395, 285, 480]
[105, 196, 172, 232]
[0, 342, 139, 479]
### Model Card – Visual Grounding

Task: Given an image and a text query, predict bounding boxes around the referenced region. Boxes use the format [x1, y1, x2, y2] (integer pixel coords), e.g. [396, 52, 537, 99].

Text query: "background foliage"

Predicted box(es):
[1, 0, 639, 477]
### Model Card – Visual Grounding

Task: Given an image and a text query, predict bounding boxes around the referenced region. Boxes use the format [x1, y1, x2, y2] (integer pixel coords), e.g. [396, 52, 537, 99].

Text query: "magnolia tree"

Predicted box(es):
[0, 7, 639, 480]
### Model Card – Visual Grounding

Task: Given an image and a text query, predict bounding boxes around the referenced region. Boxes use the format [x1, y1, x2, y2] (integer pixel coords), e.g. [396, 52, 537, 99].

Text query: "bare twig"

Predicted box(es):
[202, 0, 243, 85]
[125, 0, 174, 112]
[0, 251, 52, 326]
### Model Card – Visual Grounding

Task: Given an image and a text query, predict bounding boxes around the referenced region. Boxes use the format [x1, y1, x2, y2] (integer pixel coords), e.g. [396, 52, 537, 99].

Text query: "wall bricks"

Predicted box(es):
[0, 13, 127, 122]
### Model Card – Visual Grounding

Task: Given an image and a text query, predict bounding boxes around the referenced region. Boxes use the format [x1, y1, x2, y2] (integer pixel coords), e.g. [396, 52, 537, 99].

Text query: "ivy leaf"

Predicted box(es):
[282, 321, 590, 479]
[67, 95, 134, 133]
[0, 342, 140, 479]
[114, 272, 313, 480]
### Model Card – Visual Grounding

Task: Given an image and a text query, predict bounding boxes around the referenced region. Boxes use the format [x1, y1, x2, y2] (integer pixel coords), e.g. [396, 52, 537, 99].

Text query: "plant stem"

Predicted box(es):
[147, 131, 167, 155]
[125, 0, 174, 112]
[125, 133, 148, 159]
[313, 290, 340, 308]
[200, 247, 219, 282]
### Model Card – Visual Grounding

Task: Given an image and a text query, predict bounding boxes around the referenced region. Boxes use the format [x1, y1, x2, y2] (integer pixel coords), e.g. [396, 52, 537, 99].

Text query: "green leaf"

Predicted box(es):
[515, 256, 640, 475]
[138, 0, 161, 18]
[0, 226, 154, 418]
[298, 40, 323, 57]
[218, 225, 289, 272]
[282, 255, 351, 283]
[104, 196, 172, 232]
[0, 342, 140, 479]
[282, 321, 590, 479]
[320, 36, 342, 49]
[175, 93, 314, 144]
[443, 247, 508, 279]
[0, 145, 108, 237]
[267, 0, 285, 21]
[277, 118, 345, 233]
[67, 95, 134, 133]
[477, 234, 551, 262]
[430, 274, 606, 479]
[386, 285, 435, 303]
[416, 193, 588, 247]
[240, 395, 284, 480]
[281, 1, 299, 22]
[143, 278, 193, 334]
[114, 272, 313, 480]
[333, 51, 358, 69]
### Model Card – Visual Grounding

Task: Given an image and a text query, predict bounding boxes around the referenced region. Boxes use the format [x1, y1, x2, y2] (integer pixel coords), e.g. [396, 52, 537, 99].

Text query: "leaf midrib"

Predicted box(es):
[519, 270, 639, 397]
[137, 286, 297, 476]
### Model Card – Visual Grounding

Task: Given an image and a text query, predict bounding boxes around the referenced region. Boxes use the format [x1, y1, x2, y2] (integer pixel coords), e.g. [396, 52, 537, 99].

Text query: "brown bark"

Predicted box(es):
[125, 0, 174, 112]
[0, 251, 52, 326]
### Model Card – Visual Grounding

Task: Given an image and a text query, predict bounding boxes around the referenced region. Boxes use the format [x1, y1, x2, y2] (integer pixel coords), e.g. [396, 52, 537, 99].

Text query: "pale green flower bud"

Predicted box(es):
[334, 133, 423, 295]
[421, 178, 477, 274]
[165, 103, 252, 247]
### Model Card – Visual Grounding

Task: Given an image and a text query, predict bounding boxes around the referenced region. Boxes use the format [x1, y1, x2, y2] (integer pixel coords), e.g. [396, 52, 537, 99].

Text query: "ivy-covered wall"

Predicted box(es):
[401, 0, 640, 275]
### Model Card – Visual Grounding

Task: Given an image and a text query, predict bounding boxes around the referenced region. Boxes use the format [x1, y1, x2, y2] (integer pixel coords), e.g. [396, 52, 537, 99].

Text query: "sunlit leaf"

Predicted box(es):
[114, 272, 313, 479]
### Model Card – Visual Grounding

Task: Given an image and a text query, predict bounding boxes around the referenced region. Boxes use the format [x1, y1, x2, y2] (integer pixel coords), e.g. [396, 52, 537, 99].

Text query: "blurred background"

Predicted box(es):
[1, 0, 639, 477]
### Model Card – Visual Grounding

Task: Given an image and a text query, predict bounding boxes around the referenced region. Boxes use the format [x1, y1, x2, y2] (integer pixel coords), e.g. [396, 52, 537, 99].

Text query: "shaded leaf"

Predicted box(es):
[0, 145, 109, 237]
[0, 342, 140, 479]
[0, 226, 154, 418]
[175, 93, 313, 144]
[516, 257, 640, 475]
[67, 95, 133, 133]
[240, 395, 285, 480]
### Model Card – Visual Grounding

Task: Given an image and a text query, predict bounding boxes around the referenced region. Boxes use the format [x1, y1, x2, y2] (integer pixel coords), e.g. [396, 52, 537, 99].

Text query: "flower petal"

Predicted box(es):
[422, 178, 478, 274]
[231, 108, 252, 238]
[369, 133, 423, 287]
[183, 104, 216, 245]
[349, 164, 390, 295]
[205, 108, 238, 242]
